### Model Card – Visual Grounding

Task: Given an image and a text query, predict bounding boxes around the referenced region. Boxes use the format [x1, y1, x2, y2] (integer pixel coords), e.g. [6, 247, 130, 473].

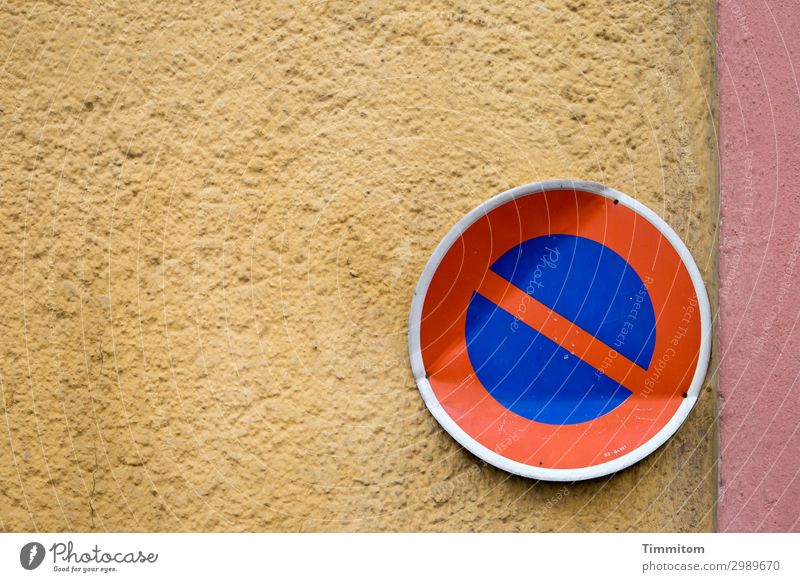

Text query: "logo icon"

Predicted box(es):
[20, 542, 46, 570]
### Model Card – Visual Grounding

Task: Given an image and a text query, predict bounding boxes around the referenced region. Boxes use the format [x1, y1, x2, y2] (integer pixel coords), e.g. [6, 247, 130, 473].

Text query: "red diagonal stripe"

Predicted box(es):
[475, 269, 650, 394]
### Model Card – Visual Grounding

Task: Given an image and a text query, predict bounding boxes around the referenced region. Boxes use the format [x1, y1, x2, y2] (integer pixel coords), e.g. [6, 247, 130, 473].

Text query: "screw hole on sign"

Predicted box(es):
[613, 199, 619, 205]
[682, 392, 688, 398]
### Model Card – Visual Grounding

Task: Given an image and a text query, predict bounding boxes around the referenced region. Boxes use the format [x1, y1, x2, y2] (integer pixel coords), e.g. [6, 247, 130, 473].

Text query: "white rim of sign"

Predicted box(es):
[407, 179, 712, 482]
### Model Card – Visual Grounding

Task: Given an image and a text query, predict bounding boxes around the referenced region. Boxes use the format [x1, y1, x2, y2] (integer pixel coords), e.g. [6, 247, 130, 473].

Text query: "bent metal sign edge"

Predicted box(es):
[407, 179, 712, 481]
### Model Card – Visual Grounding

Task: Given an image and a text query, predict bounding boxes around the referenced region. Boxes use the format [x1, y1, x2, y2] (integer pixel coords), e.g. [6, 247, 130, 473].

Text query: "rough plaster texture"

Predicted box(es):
[717, 0, 800, 532]
[1, 1, 717, 532]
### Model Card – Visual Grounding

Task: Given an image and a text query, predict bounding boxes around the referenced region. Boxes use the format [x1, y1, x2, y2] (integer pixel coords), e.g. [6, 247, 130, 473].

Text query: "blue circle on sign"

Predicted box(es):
[465, 234, 657, 425]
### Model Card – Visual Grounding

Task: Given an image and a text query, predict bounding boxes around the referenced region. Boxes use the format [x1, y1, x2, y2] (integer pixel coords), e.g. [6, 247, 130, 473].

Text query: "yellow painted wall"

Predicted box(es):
[0, 1, 717, 532]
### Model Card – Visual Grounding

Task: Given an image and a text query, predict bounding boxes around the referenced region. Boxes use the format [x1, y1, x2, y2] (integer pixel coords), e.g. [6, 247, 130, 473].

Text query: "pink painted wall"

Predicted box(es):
[718, 0, 800, 532]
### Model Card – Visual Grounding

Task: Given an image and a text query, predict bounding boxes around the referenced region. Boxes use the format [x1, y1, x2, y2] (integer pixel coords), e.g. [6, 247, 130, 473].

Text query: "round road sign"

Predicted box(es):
[408, 180, 711, 481]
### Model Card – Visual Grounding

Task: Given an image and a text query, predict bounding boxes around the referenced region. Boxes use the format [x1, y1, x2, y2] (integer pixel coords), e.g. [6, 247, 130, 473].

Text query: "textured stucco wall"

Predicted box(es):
[717, 0, 800, 532]
[1, 1, 717, 532]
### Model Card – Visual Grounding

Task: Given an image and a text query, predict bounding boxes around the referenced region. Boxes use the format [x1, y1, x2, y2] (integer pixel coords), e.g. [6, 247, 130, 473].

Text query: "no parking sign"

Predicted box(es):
[408, 180, 711, 481]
